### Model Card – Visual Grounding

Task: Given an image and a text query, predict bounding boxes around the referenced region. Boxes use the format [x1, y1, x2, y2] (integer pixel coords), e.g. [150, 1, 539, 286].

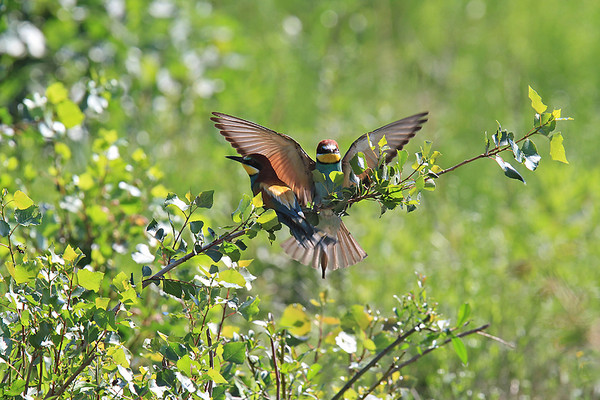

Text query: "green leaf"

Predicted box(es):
[521, 139, 541, 171]
[349, 305, 372, 331]
[456, 303, 471, 327]
[240, 295, 260, 321]
[397, 149, 409, 167]
[190, 220, 204, 234]
[329, 170, 345, 187]
[232, 194, 252, 223]
[207, 368, 228, 384]
[142, 265, 152, 277]
[56, 100, 85, 128]
[54, 142, 72, 160]
[257, 209, 279, 230]
[252, 192, 263, 208]
[10, 260, 41, 284]
[452, 336, 468, 365]
[13, 190, 34, 209]
[93, 308, 109, 329]
[306, 363, 322, 380]
[312, 169, 326, 185]
[537, 112, 556, 135]
[165, 193, 189, 212]
[414, 175, 425, 192]
[205, 248, 222, 262]
[508, 134, 523, 163]
[223, 342, 246, 364]
[218, 269, 246, 288]
[220, 241, 241, 262]
[494, 156, 526, 184]
[29, 321, 51, 348]
[146, 219, 166, 241]
[163, 280, 183, 299]
[349, 152, 367, 175]
[6, 379, 26, 396]
[195, 190, 214, 208]
[528, 86, 547, 114]
[110, 346, 130, 368]
[46, 82, 68, 104]
[280, 303, 311, 337]
[77, 269, 104, 292]
[0, 106, 13, 125]
[378, 134, 389, 151]
[14, 205, 42, 226]
[373, 331, 396, 352]
[550, 133, 569, 164]
[422, 140, 432, 158]
[63, 244, 80, 264]
[0, 220, 9, 237]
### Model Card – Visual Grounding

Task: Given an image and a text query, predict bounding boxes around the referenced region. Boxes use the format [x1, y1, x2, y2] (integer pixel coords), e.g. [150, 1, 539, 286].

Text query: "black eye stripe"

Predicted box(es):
[317, 145, 339, 154]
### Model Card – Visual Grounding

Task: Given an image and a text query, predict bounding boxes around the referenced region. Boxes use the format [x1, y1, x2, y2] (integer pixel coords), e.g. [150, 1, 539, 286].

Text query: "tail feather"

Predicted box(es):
[281, 220, 367, 278]
[277, 212, 319, 249]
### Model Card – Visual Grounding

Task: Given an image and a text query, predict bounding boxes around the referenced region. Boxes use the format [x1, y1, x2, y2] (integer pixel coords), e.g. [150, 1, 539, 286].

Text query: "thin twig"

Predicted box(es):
[358, 353, 406, 400]
[142, 229, 247, 288]
[206, 328, 214, 396]
[331, 318, 424, 400]
[357, 324, 490, 399]
[391, 323, 490, 372]
[216, 289, 230, 342]
[437, 123, 547, 177]
[44, 349, 97, 399]
[270, 335, 281, 400]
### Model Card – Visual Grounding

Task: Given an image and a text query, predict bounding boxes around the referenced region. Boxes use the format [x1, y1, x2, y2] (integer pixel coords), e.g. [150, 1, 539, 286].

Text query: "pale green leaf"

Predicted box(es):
[528, 86, 547, 114]
[206, 368, 228, 384]
[13, 190, 34, 210]
[56, 100, 85, 128]
[550, 133, 569, 164]
[46, 82, 68, 104]
[77, 269, 104, 292]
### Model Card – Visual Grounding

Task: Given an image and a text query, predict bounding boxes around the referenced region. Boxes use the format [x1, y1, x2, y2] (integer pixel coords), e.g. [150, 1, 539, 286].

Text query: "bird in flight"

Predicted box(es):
[226, 153, 332, 250]
[213, 111, 428, 277]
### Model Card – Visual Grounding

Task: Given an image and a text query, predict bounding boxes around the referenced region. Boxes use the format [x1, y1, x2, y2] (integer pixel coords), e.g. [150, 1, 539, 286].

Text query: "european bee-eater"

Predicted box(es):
[226, 153, 330, 249]
[213, 111, 428, 277]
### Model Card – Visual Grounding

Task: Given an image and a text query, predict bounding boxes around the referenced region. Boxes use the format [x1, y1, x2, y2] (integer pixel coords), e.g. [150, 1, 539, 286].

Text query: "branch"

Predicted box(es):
[142, 229, 247, 288]
[436, 123, 548, 177]
[331, 317, 424, 400]
[43, 346, 98, 399]
[334, 321, 490, 400]
[269, 336, 281, 400]
[358, 323, 491, 399]
[205, 328, 214, 396]
[391, 323, 490, 372]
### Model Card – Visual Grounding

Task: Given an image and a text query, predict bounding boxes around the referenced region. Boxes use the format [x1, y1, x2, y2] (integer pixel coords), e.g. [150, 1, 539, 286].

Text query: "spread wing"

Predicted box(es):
[341, 112, 429, 179]
[212, 112, 316, 205]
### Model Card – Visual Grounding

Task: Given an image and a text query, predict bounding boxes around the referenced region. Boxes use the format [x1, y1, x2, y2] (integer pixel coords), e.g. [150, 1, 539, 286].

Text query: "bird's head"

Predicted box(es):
[226, 154, 270, 177]
[316, 139, 341, 164]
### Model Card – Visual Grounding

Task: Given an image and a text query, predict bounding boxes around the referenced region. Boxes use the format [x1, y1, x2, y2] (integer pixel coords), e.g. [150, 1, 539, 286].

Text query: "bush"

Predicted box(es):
[0, 79, 571, 398]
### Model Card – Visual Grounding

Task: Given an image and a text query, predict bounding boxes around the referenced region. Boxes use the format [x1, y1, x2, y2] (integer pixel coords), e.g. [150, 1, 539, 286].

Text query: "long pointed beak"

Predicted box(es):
[226, 155, 245, 163]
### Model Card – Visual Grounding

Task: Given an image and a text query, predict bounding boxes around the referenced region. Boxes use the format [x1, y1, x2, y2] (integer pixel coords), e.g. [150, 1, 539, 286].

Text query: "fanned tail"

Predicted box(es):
[281, 220, 367, 278]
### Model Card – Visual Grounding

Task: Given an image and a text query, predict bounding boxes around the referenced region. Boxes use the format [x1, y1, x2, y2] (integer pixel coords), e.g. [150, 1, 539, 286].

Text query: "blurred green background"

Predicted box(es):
[2, 0, 599, 397]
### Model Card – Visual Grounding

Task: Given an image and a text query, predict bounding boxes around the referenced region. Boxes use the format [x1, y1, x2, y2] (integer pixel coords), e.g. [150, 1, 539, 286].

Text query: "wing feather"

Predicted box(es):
[212, 112, 315, 204]
[341, 112, 429, 179]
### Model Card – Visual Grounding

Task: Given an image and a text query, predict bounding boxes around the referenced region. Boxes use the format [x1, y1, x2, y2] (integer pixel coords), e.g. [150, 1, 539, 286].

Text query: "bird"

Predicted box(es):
[213, 111, 428, 277]
[226, 153, 333, 250]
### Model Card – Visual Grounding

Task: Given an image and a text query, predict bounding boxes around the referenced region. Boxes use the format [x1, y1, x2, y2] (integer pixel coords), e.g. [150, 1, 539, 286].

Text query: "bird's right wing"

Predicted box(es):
[212, 112, 316, 205]
[341, 112, 429, 181]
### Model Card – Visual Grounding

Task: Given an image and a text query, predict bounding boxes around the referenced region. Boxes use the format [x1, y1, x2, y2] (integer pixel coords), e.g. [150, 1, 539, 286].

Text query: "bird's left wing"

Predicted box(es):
[341, 112, 429, 179]
[212, 112, 316, 205]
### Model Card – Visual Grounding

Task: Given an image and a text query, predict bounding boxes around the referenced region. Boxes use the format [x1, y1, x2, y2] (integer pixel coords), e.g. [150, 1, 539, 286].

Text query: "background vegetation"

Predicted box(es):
[1, 0, 599, 398]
